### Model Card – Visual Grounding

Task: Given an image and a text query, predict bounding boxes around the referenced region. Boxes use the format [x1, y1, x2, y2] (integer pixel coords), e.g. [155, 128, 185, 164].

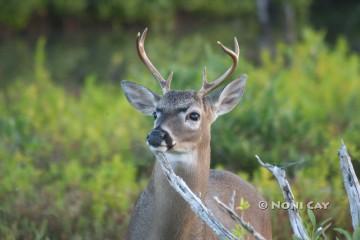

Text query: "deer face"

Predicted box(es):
[151, 91, 204, 152]
[121, 79, 246, 153]
[121, 28, 247, 154]
[121, 88, 208, 153]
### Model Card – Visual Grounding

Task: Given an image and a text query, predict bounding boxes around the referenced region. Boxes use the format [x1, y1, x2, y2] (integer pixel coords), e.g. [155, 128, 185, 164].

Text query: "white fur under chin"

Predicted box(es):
[148, 145, 168, 153]
[149, 145, 195, 168]
[164, 151, 196, 168]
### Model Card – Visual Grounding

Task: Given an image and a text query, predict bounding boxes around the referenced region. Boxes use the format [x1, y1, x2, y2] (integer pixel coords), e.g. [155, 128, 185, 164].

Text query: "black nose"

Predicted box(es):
[147, 129, 167, 147]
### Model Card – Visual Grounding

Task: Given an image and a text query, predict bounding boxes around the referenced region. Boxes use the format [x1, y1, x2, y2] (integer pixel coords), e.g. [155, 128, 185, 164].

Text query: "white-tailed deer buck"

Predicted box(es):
[121, 28, 272, 240]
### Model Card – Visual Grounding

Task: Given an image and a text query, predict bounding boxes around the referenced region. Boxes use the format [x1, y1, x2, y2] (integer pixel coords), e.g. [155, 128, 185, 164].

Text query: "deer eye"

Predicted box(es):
[153, 112, 157, 119]
[188, 112, 200, 121]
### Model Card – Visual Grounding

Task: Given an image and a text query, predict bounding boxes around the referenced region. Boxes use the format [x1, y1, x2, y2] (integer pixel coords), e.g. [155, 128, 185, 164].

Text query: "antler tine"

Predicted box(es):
[136, 28, 172, 94]
[202, 66, 207, 83]
[199, 37, 240, 96]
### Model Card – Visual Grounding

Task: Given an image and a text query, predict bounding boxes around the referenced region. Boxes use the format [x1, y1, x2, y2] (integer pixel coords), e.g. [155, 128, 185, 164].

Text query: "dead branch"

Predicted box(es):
[152, 142, 360, 239]
[214, 196, 266, 240]
[338, 141, 360, 229]
[155, 152, 238, 240]
[256, 155, 310, 240]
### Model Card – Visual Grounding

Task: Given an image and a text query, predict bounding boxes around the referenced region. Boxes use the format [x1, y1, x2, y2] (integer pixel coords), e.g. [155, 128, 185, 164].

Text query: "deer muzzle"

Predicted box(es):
[147, 128, 174, 150]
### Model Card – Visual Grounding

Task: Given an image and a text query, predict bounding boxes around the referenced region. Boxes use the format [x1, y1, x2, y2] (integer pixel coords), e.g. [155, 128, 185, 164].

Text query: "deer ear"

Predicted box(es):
[208, 75, 247, 117]
[121, 80, 160, 115]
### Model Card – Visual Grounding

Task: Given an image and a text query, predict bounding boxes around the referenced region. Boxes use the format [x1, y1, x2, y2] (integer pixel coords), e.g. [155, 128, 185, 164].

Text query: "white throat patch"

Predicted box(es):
[164, 151, 196, 168]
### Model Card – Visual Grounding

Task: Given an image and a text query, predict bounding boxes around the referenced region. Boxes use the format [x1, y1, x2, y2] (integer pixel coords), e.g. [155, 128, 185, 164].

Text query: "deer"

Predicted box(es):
[121, 28, 272, 240]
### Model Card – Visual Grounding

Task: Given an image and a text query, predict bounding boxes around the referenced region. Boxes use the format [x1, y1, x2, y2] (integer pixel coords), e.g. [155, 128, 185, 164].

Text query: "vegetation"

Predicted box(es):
[1, 0, 359, 51]
[0, 28, 359, 239]
[0, 0, 309, 29]
[0, 38, 144, 239]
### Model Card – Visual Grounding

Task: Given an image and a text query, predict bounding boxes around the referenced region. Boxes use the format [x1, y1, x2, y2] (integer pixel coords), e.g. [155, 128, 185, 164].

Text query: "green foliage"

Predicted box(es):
[245, 29, 359, 238]
[334, 227, 360, 240]
[232, 224, 247, 239]
[0, 29, 359, 238]
[334, 227, 357, 240]
[231, 197, 251, 239]
[51, 0, 87, 15]
[353, 227, 360, 240]
[0, 39, 146, 239]
[0, 0, 43, 28]
[211, 30, 360, 194]
[236, 198, 250, 212]
[178, 0, 256, 17]
[307, 209, 316, 229]
[302, 209, 333, 240]
[0, 0, 311, 30]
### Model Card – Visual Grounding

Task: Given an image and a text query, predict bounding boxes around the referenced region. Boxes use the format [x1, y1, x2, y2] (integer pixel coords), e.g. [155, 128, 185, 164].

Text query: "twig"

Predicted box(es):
[229, 190, 236, 210]
[338, 141, 360, 229]
[256, 155, 310, 240]
[155, 152, 238, 240]
[214, 196, 266, 240]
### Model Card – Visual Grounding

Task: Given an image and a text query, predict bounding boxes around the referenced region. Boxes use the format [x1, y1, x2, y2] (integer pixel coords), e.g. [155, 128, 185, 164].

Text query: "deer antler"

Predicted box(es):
[136, 28, 173, 94]
[199, 37, 240, 97]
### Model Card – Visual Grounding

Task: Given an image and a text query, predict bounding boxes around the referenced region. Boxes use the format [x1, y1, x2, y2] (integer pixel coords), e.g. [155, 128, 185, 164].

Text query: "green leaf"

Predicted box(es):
[314, 218, 332, 239]
[307, 208, 316, 228]
[353, 227, 360, 240]
[236, 197, 250, 211]
[334, 228, 353, 240]
[319, 217, 332, 228]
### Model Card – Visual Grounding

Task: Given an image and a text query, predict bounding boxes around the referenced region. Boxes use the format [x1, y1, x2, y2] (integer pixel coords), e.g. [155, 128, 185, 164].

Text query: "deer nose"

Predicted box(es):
[147, 128, 167, 147]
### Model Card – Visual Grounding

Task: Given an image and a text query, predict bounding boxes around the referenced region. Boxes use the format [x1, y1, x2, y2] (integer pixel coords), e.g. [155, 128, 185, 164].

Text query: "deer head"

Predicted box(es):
[121, 28, 247, 155]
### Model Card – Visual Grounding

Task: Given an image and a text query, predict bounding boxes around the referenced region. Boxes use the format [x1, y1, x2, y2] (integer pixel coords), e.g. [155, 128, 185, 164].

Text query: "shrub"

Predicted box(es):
[0, 29, 359, 238]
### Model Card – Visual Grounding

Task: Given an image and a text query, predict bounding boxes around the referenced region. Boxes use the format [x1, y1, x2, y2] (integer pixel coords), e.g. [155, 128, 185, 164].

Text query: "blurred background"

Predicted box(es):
[0, 0, 360, 239]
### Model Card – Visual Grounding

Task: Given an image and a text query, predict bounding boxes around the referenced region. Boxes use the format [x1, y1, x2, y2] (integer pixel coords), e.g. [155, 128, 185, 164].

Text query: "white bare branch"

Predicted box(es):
[229, 190, 236, 210]
[256, 155, 310, 240]
[152, 142, 360, 239]
[154, 152, 238, 240]
[214, 196, 266, 240]
[338, 141, 360, 229]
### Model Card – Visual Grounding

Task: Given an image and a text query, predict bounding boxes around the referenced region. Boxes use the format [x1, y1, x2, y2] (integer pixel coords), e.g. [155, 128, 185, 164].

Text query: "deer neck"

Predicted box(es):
[151, 138, 211, 239]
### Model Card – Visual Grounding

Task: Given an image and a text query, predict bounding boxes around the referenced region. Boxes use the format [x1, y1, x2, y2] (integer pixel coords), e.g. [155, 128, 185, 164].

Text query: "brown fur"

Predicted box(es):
[122, 29, 271, 239]
[123, 89, 272, 239]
